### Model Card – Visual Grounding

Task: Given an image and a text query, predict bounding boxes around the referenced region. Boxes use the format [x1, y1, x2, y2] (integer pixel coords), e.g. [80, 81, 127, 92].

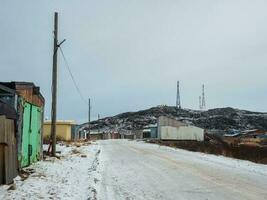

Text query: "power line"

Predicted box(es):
[59, 46, 87, 104]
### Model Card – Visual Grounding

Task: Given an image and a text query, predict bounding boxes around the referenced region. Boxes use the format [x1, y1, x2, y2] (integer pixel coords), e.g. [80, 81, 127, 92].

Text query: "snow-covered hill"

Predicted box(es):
[81, 106, 267, 132]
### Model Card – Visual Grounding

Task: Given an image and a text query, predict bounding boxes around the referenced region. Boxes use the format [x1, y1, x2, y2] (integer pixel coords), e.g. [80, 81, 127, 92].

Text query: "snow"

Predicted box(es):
[98, 140, 267, 200]
[1, 140, 267, 200]
[0, 142, 100, 200]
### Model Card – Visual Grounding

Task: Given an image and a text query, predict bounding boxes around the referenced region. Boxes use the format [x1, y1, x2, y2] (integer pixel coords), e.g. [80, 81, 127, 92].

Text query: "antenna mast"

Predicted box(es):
[199, 96, 202, 110]
[201, 84, 206, 110]
[176, 81, 181, 109]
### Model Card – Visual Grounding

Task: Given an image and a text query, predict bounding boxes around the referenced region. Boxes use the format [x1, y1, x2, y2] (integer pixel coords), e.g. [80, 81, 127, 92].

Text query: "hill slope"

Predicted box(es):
[81, 106, 267, 132]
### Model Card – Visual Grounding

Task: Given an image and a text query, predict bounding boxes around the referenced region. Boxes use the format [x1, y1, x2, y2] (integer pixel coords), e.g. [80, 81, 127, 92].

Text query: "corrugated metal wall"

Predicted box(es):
[0, 115, 18, 185]
[160, 126, 204, 141]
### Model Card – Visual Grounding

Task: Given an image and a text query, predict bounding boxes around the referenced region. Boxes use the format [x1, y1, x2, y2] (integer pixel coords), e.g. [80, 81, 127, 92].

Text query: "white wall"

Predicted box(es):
[160, 126, 204, 141]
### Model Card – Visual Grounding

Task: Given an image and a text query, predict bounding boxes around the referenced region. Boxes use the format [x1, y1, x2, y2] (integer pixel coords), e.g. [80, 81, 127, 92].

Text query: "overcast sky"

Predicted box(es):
[1, 0, 267, 123]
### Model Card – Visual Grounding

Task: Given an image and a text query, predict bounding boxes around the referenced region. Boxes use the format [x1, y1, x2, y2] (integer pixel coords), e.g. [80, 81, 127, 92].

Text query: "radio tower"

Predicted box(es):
[176, 81, 181, 109]
[201, 84, 206, 110]
[199, 96, 202, 110]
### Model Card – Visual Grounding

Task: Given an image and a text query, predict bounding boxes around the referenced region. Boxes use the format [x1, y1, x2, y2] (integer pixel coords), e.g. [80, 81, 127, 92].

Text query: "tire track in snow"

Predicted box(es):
[88, 149, 101, 200]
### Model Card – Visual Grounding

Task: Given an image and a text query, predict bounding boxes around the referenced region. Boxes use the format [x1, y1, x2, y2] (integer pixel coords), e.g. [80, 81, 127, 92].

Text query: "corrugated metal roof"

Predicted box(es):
[142, 129, 151, 133]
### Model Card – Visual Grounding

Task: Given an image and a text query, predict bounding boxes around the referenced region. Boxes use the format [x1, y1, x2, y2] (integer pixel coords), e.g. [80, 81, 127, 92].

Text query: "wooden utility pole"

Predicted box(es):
[98, 114, 100, 133]
[51, 12, 58, 156]
[88, 98, 91, 135]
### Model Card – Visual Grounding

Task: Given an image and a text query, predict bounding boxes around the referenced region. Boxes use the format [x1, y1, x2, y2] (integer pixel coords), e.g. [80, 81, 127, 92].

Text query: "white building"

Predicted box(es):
[158, 116, 204, 141]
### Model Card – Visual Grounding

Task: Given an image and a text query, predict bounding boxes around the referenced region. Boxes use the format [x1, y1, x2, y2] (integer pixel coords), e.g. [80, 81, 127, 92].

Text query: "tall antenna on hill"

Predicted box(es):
[88, 98, 91, 134]
[199, 96, 202, 110]
[176, 81, 181, 109]
[201, 84, 206, 110]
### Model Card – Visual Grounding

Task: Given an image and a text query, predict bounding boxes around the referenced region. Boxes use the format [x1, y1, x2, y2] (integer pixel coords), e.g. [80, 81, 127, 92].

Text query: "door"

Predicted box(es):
[21, 102, 42, 168]
[29, 105, 41, 164]
[21, 102, 31, 167]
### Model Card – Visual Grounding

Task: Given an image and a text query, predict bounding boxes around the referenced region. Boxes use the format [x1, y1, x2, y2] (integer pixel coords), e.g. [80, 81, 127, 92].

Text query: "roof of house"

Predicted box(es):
[241, 129, 259, 134]
[0, 81, 45, 103]
[89, 132, 103, 135]
[224, 133, 241, 137]
[0, 84, 16, 94]
[142, 129, 151, 133]
[144, 124, 158, 128]
[0, 82, 36, 91]
[44, 120, 76, 125]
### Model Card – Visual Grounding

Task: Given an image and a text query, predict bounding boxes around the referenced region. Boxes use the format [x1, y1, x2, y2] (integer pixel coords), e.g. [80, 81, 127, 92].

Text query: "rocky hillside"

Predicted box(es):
[81, 106, 267, 132]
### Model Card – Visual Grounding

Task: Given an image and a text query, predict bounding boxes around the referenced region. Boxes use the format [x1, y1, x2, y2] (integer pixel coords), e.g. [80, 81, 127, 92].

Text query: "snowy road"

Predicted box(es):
[97, 140, 267, 200]
[1, 140, 267, 200]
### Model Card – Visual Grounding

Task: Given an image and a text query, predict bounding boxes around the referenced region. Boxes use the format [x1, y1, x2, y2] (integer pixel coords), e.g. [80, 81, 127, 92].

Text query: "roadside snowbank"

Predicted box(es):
[144, 141, 267, 176]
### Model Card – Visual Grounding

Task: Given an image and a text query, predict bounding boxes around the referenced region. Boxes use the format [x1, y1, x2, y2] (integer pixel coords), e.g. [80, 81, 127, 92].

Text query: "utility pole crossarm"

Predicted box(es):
[58, 39, 66, 47]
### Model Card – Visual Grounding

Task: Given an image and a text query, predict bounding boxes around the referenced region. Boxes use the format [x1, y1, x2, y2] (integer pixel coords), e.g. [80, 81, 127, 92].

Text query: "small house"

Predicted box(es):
[43, 120, 76, 141]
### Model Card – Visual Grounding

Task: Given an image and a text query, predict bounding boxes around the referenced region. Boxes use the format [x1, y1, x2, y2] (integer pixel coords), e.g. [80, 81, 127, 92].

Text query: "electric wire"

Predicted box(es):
[59, 47, 87, 104]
